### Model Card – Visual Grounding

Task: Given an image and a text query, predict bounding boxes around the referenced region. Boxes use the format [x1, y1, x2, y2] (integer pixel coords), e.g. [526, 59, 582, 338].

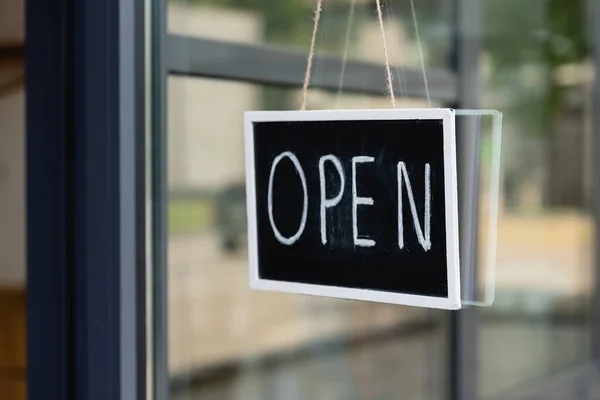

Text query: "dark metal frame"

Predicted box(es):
[450, 1, 482, 399]
[26, 0, 73, 397]
[26, 0, 147, 398]
[151, 0, 170, 397]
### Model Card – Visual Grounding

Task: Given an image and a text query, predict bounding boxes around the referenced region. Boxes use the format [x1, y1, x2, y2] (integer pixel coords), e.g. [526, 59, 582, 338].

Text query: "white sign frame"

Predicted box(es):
[244, 108, 461, 310]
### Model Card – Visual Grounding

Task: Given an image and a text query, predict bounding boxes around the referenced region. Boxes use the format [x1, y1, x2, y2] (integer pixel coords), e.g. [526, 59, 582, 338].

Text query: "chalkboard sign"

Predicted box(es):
[244, 109, 460, 310]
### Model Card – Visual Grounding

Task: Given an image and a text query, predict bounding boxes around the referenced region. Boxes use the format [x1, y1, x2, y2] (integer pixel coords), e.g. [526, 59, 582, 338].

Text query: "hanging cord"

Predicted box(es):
[374, 0, 396, 107]
[386, 2, 406, 98]
[300, 0, 323, 110]
[335, 0, 357, 108]
[300, 0, 397, 109]
[409, 0, 431, 106]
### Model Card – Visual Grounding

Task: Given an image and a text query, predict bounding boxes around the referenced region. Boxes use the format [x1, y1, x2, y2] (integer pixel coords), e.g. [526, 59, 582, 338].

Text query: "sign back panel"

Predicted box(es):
[244, 109, 460, 310]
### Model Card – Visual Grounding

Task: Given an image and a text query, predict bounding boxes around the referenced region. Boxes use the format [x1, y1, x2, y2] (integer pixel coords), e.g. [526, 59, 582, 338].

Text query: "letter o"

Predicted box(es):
[267, 151, 308, 245]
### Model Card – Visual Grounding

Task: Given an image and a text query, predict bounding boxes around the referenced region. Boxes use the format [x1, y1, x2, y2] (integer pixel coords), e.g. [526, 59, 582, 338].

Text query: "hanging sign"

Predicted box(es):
[244, 108, 461, 310]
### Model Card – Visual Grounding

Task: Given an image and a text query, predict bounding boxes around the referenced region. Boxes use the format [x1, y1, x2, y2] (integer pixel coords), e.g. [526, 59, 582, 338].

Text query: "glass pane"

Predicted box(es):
[478, 0, 595, 397]
[166, 76, 448, 399]
[167, 0, 453, 69]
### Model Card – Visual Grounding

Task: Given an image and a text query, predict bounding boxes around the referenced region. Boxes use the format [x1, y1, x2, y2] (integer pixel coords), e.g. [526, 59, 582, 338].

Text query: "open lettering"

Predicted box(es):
[267, 151, 432, 251]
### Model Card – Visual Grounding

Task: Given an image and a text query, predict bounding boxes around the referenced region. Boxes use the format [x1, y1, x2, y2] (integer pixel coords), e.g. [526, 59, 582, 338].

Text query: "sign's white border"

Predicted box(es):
[243, 108, 461, 310]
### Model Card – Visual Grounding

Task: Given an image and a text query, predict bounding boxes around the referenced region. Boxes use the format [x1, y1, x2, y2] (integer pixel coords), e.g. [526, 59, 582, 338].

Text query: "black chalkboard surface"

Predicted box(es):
[244, 109, 460, 310]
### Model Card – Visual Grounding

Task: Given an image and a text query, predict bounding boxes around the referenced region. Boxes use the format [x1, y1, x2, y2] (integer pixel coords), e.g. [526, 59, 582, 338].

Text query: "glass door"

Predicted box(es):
[149, 1, 600, 399]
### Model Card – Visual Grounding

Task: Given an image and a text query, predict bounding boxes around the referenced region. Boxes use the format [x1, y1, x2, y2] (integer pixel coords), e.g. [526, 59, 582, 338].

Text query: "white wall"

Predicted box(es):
[0, 89, 25, 285]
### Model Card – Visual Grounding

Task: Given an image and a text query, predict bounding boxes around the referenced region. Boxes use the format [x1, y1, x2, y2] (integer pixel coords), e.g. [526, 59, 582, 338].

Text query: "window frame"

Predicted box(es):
[26, 0, 147, 398]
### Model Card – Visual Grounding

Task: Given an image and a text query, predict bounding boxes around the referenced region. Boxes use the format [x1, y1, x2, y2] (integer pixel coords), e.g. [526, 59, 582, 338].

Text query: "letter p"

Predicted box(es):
[319, 155, 345, 245]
